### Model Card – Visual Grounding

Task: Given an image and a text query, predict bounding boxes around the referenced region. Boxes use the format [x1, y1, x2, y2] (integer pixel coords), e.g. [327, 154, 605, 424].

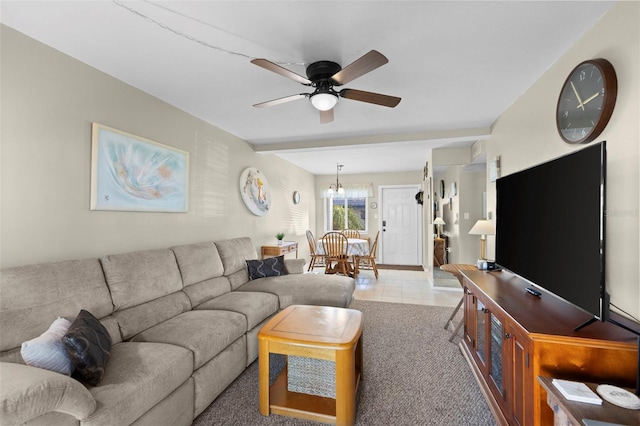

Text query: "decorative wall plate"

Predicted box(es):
[239, 167, 271, 216]
[293, 191, 301, 204]
[596, 384, 640, 409]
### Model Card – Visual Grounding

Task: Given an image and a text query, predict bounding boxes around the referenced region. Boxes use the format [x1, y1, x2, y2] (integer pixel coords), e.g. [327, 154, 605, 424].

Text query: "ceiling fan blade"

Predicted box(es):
[339, 89, 401, 108]
[330, 50, 389, 86]
[319, 108, 334, 124]
[251, 59, 312, 85]
[253, 94, 307, 108]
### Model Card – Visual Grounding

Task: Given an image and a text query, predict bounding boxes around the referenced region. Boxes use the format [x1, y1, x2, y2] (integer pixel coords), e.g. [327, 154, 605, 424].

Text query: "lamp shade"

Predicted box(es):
[469, 219, 496, 235]
[433, 217, 446, 226]
[310, 93, 338, 111]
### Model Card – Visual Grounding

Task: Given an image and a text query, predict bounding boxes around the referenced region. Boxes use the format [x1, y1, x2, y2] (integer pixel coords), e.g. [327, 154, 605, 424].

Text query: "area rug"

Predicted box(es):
[433, 268, 461, 289]
[376, 264, 424, 271]
[192, 300, 495, 426]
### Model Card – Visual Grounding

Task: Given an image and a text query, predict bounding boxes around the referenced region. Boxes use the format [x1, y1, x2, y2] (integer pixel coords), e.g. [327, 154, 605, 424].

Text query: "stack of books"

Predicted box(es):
[552, 378, 603, 405]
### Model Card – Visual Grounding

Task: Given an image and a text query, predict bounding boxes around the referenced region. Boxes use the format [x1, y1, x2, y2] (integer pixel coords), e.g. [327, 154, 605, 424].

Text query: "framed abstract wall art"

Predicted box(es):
[90, 123, 189, 212]
[239, 167, 271, 216]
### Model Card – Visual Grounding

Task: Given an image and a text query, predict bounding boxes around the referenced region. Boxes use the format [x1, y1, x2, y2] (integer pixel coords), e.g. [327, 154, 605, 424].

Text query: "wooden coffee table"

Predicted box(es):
[258, 305, 363, 426]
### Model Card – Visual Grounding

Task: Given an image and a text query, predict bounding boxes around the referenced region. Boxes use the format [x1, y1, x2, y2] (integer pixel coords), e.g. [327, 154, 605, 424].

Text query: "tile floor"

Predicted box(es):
[310, 266, 463, 308]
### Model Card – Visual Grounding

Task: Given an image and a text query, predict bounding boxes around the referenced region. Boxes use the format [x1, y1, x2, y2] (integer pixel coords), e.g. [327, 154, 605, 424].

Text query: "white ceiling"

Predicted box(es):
[1, 1, 614, 175]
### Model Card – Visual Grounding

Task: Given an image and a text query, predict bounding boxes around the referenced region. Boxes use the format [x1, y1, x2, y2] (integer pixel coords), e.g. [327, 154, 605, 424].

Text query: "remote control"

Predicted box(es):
[526, 287, 542, 297]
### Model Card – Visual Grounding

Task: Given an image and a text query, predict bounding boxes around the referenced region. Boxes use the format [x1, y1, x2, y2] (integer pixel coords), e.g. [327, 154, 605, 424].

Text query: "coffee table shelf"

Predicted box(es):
[268, 365, 362, 423]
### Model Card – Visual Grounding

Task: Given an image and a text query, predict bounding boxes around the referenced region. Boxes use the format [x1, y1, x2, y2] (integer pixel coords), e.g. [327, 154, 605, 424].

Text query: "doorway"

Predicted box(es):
[379, 185, 422, 265]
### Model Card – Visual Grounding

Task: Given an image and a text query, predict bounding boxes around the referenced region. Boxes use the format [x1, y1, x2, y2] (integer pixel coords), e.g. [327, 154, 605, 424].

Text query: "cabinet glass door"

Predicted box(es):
[490, 313, 504, 396]
[476, 300, 486, 365]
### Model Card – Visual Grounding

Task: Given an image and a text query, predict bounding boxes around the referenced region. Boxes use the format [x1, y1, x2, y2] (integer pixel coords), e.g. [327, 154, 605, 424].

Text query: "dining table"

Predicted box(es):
[316, 237, 370, 277]
[315, 237, 370, 257]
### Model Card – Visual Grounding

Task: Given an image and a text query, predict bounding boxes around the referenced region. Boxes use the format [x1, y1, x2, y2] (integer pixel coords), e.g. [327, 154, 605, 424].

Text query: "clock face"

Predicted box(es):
[556, 59, 617, 144]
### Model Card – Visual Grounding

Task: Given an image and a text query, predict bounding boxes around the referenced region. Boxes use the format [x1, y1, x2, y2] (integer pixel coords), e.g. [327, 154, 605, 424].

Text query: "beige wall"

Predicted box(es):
[485, 2, 640, 317]
[0, 25, 316, 268]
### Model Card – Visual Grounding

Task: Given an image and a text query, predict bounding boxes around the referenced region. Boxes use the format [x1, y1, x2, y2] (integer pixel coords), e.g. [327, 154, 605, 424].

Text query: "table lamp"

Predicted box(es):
[433, 217, 445, 238]
[468, 219, 495, 260]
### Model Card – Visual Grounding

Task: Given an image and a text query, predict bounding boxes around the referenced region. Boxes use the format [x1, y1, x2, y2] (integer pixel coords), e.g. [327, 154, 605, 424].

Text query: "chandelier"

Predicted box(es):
[327, 163, 345, 196]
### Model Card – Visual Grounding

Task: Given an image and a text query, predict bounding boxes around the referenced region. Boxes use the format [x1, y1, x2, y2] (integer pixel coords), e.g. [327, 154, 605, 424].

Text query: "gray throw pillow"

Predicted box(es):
[246, 255, 287, 280]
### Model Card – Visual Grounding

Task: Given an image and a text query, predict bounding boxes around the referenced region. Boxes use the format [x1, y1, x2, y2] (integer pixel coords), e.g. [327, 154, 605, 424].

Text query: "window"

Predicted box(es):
[324, 197, 367, 232]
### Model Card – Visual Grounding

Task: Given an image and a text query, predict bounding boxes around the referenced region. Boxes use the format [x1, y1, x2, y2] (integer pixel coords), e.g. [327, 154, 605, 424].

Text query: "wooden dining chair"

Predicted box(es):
[342, 229, 361, 239]
[305, 230, 325, 271]
[322, 231, 351, 277]
[354, 230, 380, 279]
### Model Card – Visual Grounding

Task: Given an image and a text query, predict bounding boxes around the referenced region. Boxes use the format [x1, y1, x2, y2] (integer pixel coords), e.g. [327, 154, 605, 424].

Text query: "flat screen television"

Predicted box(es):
[495, 141, 606, 328]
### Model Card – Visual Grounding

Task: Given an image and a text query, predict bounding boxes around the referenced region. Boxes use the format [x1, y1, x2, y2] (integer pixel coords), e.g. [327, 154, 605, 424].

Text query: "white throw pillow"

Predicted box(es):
[21, 317, 74, 376]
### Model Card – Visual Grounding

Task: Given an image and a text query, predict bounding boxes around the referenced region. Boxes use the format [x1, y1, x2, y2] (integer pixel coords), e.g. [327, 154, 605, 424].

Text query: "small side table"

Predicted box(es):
[258, 305, 363, 426]
[440, 264, 477, 342]
[261, 241, 298, 259]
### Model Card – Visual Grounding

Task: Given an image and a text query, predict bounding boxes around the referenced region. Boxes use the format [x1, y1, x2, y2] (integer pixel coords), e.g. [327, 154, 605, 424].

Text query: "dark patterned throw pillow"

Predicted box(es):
[246, 255, 287, 280]
[62, 309, 112, 386]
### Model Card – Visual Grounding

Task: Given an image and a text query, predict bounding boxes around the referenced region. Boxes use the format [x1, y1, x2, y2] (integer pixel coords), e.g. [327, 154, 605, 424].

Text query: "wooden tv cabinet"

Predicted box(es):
[459, 270, 638, 426]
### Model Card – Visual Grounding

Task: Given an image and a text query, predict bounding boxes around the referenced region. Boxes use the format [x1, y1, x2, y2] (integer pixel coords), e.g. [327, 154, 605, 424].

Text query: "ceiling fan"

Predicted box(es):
[251, 50, 401, 124]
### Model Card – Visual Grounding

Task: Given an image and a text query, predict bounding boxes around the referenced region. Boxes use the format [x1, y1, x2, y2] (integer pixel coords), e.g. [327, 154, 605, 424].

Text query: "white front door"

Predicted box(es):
[380, 185, 422, 265]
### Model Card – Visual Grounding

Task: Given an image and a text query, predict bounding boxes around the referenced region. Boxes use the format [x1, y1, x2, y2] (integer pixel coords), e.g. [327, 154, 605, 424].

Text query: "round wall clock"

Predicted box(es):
[556, 58, 617, 144]
[292, 191, 301, 204]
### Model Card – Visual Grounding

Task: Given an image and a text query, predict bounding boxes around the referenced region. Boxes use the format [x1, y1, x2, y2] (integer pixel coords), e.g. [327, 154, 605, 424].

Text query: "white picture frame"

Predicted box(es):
[91, 123, 189, 212]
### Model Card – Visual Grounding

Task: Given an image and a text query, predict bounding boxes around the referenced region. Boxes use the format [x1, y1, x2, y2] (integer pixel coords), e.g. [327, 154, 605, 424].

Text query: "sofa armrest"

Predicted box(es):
[284, 258, 306, 274]
[0, 362, 96, 425]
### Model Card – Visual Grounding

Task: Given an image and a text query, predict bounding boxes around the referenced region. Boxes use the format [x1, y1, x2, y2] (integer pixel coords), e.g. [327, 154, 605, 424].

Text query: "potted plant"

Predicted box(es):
[276, 232, 285, 245]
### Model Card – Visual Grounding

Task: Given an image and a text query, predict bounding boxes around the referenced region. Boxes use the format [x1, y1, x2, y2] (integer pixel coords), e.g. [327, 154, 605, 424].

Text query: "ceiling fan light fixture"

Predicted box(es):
[310, 92, 338, 111]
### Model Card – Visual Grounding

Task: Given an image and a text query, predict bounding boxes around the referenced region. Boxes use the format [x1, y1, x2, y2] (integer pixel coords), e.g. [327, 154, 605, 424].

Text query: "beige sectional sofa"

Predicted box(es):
[0, 237, 355, 426]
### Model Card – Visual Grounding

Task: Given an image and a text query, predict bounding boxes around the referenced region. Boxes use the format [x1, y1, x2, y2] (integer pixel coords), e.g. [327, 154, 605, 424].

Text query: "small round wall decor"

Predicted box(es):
[293, 191, 301, 204]
[239, 167, 271, 216]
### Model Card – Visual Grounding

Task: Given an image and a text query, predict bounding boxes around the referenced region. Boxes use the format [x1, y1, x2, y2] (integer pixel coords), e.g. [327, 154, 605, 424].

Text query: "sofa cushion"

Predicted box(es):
[236, 273, 355, 308]
[101, 249, 183, 310]
[21, 317, 73, 376]
[246, 255, 287, 280]
[114, 292, 191, 341]
[181, 276, 231, 307]
[129, 310, 246, 369]
[171, 242, 224, 286]
[0, 259, 113, 353]
[283, 258, 306, 274]
[215, 237, 257, 276]
[83, 342, 192, 426]
[226, 268, 250, 291]
[191, 337, 246, 416]
[62, 310, 112, 386]
[194, 291, 279, 330]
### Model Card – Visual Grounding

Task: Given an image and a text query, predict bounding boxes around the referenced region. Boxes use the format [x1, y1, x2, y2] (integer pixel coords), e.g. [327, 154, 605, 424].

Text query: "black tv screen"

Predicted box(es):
[495, 141, 606, 321]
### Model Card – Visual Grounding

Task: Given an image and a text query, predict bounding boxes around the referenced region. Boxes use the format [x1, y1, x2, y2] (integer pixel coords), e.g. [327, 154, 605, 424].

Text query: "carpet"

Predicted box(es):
[192, 300, 495, 426]
[433, 268, 461, 289]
